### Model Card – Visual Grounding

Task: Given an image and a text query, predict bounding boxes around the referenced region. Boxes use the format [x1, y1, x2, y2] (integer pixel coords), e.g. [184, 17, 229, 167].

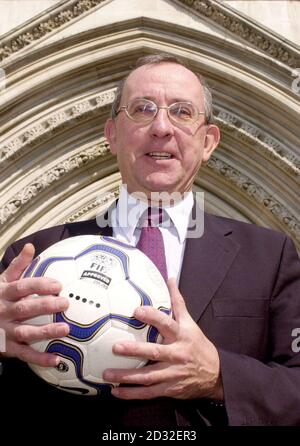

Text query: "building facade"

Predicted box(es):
[0, 0, 299, 255]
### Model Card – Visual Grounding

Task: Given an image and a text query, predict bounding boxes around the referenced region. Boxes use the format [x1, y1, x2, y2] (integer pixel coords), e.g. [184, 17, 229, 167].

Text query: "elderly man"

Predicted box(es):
[0, 54, 300, 429]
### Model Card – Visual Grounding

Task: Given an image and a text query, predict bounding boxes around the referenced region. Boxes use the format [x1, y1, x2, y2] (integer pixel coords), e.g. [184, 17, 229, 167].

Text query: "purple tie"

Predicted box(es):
[136, 208, 168, 281]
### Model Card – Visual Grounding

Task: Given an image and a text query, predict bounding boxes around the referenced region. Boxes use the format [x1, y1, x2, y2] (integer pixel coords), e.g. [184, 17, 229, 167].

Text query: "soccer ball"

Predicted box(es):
[23, 235, 171, 396]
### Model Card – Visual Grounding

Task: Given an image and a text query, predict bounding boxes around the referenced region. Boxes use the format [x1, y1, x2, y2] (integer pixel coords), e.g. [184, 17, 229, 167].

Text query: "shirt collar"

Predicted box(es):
[114, 185, 194, 244]
[164, 191, 194, 244]
[113, 185, 147, 244]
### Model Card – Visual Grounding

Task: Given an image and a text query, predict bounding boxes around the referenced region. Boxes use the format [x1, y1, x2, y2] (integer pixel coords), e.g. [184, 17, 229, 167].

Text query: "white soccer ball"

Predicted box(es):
[23, 235, 171, 396]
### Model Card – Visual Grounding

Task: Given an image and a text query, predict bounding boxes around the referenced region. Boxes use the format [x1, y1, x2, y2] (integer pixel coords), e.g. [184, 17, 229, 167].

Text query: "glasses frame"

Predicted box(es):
[116, 98, 205, 125]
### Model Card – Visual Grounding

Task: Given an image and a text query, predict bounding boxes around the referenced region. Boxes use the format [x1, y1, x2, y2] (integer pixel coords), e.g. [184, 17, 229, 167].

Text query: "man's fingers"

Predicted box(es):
[134, 306, 178, 342]
[12, 322, 69, 343]
[6, 340, 61, 367]
[112, 340, 182, 363]
[167, 277, 189, 322]
[104, 362, 172, 386]
[111, 382, 166, 400]
[1, 277, 62, 302]
[2, 244, 35, 283]
[7, 295, 69, 321]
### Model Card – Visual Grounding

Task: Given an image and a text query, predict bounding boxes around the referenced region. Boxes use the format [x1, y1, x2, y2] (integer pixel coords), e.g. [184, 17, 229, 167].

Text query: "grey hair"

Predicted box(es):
[111, 53, 214, 124]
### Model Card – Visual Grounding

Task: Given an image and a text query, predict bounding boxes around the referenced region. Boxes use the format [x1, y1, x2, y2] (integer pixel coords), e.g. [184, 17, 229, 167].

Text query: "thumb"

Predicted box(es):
[2, 243, 35, 283]
[167, 277, 190, 323]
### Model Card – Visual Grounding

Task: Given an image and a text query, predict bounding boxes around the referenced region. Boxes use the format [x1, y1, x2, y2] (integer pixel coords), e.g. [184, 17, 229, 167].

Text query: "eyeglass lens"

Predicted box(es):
[126, 99, 198, 123]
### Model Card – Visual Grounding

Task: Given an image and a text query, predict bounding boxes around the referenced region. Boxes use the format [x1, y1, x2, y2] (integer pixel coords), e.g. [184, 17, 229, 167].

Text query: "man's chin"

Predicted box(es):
[131, 182, 185, 206]
[144, 180, 177, 194]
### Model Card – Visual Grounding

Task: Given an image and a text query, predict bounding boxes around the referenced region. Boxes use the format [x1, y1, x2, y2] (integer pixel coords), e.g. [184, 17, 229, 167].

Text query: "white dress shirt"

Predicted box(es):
[110, 185, 194, 283]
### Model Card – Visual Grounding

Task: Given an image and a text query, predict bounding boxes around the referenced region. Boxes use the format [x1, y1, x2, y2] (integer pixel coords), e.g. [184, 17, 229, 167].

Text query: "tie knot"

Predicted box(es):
[148, 207, 164, 226]
[140, 207, 164, 227]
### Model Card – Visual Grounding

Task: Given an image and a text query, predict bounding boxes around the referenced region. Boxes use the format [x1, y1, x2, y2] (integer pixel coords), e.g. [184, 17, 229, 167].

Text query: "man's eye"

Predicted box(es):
[171, 105, 192, 118]
[134, 104, 155, 114]
[142, 104, 156, 114]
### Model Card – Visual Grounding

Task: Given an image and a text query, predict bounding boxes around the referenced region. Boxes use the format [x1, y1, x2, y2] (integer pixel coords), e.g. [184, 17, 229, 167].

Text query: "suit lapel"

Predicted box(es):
[179, 212, 240, 323]
[62, 208, 114, 239]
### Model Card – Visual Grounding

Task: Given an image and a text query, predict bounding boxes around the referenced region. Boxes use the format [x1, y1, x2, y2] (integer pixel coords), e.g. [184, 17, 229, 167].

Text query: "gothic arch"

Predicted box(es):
[0, 2, 299, 255]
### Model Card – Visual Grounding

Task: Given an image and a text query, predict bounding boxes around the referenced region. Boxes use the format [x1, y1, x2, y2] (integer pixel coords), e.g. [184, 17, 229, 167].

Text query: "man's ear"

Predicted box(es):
[202, 124, 220, 163]
[104, 118, 117, 155]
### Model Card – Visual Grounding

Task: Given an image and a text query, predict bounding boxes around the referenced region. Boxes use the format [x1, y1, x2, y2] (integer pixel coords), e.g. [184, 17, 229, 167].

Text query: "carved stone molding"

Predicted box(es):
[63, 187, 120, 223]
[0, 140, 110, 227]
[1, 0, 299, 69]
[206, 155, 300, 242]
[0, 0, 108, 62]
[0, 88, 115, 170]
[1, 90, 298, 182]
[178, 0, 299, 68]
[215, 108, 300, 177]
[1, 97, 298, 202]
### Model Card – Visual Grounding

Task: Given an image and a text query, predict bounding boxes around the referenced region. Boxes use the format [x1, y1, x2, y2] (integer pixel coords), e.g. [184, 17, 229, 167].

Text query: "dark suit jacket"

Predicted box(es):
[1, 210, 300, 432]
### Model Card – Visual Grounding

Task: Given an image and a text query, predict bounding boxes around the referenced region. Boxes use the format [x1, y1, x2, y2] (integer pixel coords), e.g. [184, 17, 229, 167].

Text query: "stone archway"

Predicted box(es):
[0, 1, 299, 256]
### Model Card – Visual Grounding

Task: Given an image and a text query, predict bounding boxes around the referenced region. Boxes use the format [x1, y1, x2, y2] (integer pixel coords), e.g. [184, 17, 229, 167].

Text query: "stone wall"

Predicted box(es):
[0, 0, 299, 255]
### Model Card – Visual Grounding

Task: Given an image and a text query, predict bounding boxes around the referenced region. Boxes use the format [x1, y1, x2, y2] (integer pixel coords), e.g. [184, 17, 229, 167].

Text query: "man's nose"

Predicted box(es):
[150, 108, 174, 138]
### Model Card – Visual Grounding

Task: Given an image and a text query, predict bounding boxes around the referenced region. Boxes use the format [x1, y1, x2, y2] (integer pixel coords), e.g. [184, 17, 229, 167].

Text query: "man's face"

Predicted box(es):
[105, 63, 219, 198]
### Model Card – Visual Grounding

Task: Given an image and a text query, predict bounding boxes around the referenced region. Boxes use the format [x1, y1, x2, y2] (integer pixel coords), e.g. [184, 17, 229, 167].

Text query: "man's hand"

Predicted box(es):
[103, 278, 224, 400]
[0, 243, 69, 366]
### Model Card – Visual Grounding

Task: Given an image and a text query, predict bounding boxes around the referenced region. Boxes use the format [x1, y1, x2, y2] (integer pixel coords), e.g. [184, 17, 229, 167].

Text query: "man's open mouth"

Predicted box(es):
[146, 152, 173, 160]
